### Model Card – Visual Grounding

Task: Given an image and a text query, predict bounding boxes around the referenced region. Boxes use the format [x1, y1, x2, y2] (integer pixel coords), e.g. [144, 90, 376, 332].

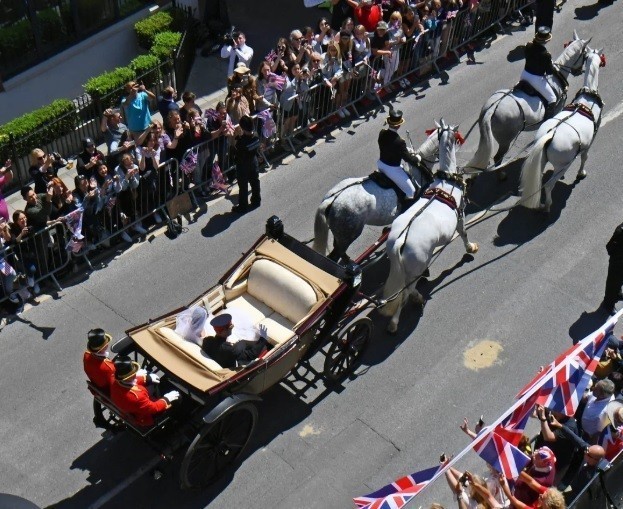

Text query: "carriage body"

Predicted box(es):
[88, 217, 371, 487]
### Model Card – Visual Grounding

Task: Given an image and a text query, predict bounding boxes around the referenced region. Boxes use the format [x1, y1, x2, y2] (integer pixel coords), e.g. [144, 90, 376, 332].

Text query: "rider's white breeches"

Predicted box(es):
[377, 160, 416, 199]
[520, 70, 557, 104]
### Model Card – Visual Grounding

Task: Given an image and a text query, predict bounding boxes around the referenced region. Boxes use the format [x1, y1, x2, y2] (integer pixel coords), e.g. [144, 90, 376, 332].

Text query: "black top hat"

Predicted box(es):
[210, 313, 233, 331]
[386, 109, 405, 127]
[87, 328, 111, 353]
[534, 26, 552, 43]
[114, 356, 139, 381]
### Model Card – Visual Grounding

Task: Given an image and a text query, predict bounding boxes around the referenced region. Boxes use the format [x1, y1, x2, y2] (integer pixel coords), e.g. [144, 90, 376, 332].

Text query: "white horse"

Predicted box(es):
[381, 120, 479, 333]
[313, 129, 441, 262]
[520, 47, 605, 212]
[467, 32, 591, 172]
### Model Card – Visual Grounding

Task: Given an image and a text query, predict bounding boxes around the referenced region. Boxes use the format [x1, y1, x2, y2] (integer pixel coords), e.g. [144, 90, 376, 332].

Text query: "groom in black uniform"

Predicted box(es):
[232, 115, 261, 214]
[377, 109, 433, 207]
[522, 26, 559, 118]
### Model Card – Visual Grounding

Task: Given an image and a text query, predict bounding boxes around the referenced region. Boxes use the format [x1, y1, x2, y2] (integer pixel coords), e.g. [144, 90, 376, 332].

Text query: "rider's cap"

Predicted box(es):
[211, 313, 233, 332]
[534, 26, 552, 44]
[114, 356, 139, 381]
[386, 109, 405, 127]
[87, 328, 112, 352]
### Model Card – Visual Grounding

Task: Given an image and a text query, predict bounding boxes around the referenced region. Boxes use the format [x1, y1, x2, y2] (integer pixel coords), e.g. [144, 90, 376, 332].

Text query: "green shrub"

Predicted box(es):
[130, 54, 161, 87]
[134, 11, 173, 49]
[0, 19, 35, 56]
[150, 31, 181, 62]
[0, 99, 78, 159]
[84, 66, 135, 109]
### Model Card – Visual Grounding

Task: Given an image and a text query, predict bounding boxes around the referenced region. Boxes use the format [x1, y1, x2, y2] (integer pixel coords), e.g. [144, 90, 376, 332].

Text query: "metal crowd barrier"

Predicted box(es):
[568, 450, 623, 509]
[0, 222, 72, 305]
[79, 158, 180, 267]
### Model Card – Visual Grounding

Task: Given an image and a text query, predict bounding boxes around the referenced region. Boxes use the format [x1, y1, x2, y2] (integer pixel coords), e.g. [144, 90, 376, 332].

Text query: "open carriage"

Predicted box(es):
[88, 216, 384, 488]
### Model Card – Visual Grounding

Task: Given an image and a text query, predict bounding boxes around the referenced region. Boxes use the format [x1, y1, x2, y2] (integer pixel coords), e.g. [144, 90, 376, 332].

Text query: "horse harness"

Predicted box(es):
[562, 87, 604, 134]
[422, 187, 458, 210]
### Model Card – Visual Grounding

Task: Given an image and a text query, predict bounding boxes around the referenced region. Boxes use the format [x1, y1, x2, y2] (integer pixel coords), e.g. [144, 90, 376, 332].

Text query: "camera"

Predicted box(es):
[223, 25, 237, 45]
[458, 472, 469, 486]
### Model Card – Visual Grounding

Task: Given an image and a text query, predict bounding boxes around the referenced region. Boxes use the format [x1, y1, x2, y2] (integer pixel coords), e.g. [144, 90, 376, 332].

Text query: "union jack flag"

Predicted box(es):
[0, 257, 16, 277]
[473, 431, 531, 479]
[495, 390, 545, 447]
[267, 72, 287, 91]
[598, 425, 623, 461]
[539, 330, 610, 416]
[353, 466, 440, 509]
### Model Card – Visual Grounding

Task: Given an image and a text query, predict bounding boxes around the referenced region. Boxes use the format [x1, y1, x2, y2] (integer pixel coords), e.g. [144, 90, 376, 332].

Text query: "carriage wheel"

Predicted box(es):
[92, 399, 125, 432]
[179, 403, 257, 489]
[323, 318, 372, 384]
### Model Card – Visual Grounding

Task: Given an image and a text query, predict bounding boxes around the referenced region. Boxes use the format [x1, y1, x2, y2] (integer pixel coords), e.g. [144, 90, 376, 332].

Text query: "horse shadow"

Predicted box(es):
[574, 0, 615, 20]
[493, 177, 575, 246]
[465, 158, 523, 215]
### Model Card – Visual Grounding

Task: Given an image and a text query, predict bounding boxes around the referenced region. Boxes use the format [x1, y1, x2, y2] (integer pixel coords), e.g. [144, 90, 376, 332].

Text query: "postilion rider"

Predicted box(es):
[521, 26, 559, 118]
[377, 109, 433, 208]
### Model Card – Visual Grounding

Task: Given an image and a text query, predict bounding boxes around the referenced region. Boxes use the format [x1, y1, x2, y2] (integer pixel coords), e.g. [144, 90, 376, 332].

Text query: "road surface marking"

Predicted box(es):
[463, 340, 504, 370]
[601, 100, 623, 127]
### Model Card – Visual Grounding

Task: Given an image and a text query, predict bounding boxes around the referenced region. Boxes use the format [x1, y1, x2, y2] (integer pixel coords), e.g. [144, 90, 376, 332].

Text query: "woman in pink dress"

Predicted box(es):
[0, 159, 13, 222]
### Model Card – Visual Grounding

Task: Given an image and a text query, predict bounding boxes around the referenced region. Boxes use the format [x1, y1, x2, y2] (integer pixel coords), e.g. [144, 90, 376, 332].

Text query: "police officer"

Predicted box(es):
[600, 223, 623, 314]
[521, 27, 558, 118]
[232, 115, 261, 214]
[110, 356, 179, 427]
[377, 109, 431, 207]
[83, 328, 115, 392]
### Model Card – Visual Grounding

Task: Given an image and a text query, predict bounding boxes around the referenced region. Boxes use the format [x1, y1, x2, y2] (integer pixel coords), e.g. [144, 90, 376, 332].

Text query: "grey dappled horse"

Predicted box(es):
[520, 47, 605, 212]
[381, 120, 478, 333]
[313, 130, 440, 261]
[468, 32, 591, 172]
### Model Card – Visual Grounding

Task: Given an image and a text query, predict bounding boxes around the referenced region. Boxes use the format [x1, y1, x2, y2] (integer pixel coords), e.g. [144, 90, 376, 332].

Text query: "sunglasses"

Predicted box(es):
[293, 36, 303, 41]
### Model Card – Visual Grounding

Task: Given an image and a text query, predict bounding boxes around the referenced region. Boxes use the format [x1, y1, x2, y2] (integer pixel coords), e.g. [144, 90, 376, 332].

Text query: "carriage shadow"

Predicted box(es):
[493, 177, 576, 246]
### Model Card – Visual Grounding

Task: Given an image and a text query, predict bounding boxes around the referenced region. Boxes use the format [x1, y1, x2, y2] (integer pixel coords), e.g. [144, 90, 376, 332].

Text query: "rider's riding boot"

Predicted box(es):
[544, 102, 558, 119]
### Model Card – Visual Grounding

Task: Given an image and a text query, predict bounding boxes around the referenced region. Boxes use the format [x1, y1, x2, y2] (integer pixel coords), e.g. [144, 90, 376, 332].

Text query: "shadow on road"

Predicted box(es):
[568, 307, 612, 343]
[493, 177, 575, 246]
[574, 0, 615, 20]
[200, 210, 240, 237]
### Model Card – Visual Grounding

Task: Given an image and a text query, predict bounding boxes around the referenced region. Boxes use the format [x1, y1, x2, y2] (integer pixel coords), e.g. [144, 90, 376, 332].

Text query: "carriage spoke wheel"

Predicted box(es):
[180, 403, 257, 489]
[323, 318, 372, 384]
[92, 400, 125, 433]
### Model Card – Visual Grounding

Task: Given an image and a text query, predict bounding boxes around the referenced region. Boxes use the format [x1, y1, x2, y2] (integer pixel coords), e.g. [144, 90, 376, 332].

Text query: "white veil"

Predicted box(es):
[175, 306, 210, 345]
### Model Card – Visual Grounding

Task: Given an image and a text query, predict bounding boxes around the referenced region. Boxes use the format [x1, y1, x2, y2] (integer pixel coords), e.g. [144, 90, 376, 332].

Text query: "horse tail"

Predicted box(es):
[380, 237, 406, 317]
[467, 100, 497, 171]
[520, 130, 554, 209]
[313, 200, 331, 255]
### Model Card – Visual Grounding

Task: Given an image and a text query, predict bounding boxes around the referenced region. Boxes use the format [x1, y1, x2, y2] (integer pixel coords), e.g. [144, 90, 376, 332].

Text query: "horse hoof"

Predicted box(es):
[576, 170, 587, 180]
[386, 323, 398, 335]
[410, 293, 425, 306]
[467, 243, 479, 254]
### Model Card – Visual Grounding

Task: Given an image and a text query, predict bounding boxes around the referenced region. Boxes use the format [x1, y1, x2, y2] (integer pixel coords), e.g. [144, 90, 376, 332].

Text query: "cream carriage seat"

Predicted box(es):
[157, 326, 226, 371]
[226, 259, 319, 346]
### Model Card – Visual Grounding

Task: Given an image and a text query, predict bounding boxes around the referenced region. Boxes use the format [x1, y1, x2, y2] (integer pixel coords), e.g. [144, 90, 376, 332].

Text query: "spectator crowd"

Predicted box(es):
[0, 0, 541, 313]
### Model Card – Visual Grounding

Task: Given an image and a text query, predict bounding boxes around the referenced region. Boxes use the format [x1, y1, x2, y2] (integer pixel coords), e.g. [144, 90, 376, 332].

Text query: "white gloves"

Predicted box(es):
[148, 373, 160, 384]
[258, 324, 268, 340]
[136, 368, 147, 377]
[163, 390, 180, 403]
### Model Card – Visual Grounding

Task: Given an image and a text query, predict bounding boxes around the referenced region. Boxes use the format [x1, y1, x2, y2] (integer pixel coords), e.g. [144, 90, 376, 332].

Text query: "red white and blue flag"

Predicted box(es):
[473, 430, 531, 479]
[495, 390, 544, 447]
[539, 330, 610, 416]
[353, 466, 440, 509]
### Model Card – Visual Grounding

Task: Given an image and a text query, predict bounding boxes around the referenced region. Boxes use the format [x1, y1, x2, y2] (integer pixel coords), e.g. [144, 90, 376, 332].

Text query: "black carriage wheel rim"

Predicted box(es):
[183, 408, 255, 487]
[324, 321, 371, 379]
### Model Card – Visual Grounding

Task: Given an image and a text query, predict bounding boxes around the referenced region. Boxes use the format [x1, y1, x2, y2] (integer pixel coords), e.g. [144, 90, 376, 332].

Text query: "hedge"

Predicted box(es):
[84, 66, 135, 109]
[134, 11, 173, 49]
[129, 54, 161, 88]
[150, 31, 182, 62]
[0, 99, 78, 161]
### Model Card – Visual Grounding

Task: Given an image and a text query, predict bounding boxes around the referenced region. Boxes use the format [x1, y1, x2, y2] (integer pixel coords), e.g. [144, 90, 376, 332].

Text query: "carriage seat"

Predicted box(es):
[226, 258, 319, 347]
[157, 326, 225, 371]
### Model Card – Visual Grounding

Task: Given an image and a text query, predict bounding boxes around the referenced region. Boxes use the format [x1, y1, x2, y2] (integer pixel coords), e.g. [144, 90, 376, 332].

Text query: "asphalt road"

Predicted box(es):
[1, 0, 622, 507]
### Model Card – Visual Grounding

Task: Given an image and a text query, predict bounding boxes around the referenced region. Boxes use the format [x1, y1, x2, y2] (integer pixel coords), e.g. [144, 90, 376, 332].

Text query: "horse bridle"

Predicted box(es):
[556, 40, 589, 77]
